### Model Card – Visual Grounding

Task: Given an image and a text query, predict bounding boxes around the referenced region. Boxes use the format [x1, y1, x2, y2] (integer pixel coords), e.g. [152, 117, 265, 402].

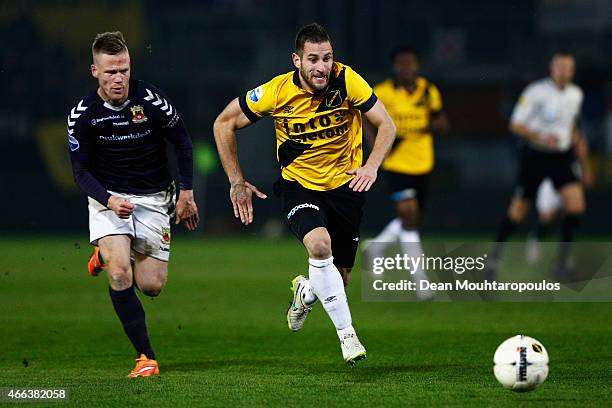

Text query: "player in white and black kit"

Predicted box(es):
[68, 32, 199, 377]
[525, 131, 593, 264]
[489, 52, 587, 279]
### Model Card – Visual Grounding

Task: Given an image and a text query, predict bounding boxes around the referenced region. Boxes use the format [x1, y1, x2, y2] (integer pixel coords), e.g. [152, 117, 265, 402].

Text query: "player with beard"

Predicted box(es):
[213, 23, 396, 364]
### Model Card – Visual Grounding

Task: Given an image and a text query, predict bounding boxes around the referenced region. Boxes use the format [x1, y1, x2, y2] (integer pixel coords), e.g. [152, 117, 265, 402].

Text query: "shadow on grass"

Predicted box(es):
[161, 358, 458, 378]
[161, 358, 282, 372]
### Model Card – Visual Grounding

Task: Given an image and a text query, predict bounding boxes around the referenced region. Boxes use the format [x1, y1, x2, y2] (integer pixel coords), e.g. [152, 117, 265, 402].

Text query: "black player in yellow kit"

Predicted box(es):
[213, 23, 396, 364]
[364, 46, 448, 300]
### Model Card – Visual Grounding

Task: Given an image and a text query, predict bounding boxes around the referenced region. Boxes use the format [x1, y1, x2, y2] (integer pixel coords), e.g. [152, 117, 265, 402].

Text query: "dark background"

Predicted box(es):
[2, 0, 610, 236]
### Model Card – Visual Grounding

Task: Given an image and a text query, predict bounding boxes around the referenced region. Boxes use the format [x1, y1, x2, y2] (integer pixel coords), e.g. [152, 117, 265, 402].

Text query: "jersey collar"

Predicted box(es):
[96, 78, 137, 111]
[103, 99, 131, 111]
[293, 69, 302, 88]
[393, 77, 424, 94]
[548, 77, 570, 92]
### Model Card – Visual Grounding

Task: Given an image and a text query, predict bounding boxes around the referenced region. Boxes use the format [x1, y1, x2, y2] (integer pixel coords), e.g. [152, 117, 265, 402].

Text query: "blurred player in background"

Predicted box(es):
[526, 132, 592, 263]
[68, 32, 199, 377]
[213, 23, 395, 365]
[488, 52, 587, 279]
[364, 46, 448, 299]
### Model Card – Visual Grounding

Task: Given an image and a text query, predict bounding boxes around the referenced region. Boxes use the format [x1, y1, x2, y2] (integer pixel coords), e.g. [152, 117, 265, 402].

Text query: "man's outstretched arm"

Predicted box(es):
[213, 98, 267, 225]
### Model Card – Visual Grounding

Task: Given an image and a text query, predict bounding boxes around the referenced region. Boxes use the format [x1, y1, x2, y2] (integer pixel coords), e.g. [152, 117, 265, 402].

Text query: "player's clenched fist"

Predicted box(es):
[107, 196, 134, 219]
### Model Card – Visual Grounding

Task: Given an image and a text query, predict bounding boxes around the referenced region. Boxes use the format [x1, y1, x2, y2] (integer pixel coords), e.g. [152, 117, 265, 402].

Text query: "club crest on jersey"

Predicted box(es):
[248, 86, 263, 103]
[325, 89, 343, 108]
[130, 105, 147, 123]
[161, 227, 171, 244]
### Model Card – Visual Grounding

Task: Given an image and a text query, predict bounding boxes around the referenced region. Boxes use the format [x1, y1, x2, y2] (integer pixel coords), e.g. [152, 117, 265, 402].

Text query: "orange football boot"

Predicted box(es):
[87, 246, 106, 277]
[127, 354, 159, 378]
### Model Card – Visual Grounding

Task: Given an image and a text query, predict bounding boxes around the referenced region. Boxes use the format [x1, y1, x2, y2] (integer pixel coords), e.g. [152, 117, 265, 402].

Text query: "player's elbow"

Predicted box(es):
[385, 118, 397, 140]
[433, 115, 450, 135]
[72, 167, 87, 187]
[213, 113, 235, 140]
[509, 121, 521, 134]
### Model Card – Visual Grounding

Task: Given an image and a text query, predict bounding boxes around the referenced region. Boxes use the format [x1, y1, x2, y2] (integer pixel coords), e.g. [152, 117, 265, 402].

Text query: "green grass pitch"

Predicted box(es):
[1, 236, 611, 406]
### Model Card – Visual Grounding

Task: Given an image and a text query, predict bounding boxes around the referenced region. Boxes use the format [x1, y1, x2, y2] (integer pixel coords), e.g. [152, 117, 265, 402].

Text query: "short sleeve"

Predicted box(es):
[239, 78, 278, 123]
[576, 88, 584, 110]
[510, 84, 538, 125]
[345, 66, 377, 112]
[427, 84, 443, 113]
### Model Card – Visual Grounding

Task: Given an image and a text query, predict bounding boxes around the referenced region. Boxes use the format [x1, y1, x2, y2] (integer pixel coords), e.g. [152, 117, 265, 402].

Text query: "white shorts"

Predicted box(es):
[88, 184, 176, 262]
[535, 178, 561, 214]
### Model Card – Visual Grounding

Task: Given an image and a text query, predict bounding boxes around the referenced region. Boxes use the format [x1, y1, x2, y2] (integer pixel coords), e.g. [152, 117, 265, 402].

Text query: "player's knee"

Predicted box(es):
[397, 200, 420, 229]
[539, 211, 556, 224]
[508, 200, 529, 223]
[138, 272, 167, 297]
[108, 266, 132, 289]
[564, 197, 586, 215]
[307, 237, 332, 259]
[399, 213, 419, 229]
[564, 204, 585, 216]
[140, 283, 163, 297]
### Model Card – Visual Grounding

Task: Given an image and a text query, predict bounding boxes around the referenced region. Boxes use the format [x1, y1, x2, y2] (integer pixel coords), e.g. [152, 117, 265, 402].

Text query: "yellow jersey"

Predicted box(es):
[239, 62, 377, 191]
[374, 77, 443, 175]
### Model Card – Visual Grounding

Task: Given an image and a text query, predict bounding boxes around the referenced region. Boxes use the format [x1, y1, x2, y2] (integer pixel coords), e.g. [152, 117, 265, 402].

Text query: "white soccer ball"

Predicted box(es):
[493, 335, 549, 391]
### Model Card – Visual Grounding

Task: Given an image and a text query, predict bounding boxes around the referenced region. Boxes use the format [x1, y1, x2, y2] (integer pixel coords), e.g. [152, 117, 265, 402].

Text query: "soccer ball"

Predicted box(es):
[493, 335, 549, 391]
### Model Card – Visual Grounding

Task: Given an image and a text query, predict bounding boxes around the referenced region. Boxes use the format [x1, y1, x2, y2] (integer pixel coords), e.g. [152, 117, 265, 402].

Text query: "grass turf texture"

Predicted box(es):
[1, 236, 611, 407]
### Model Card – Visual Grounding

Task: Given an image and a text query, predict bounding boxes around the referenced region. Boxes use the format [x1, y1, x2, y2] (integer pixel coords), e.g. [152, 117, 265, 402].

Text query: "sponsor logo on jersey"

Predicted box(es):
[282, 112, 350, 143]
[248, 86, 263, 103]
[130, 105, 148, 123]
[91, 114, 123, 126]
[161, 227, 171, 244]
[99, 129, 152, 142]
[282, 105, 295, 114]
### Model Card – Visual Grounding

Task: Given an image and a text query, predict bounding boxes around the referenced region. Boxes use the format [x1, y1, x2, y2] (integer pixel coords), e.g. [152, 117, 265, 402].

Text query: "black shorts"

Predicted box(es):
[385, 170, 431, 208]
[515, 145, 580, 200]
[273, 178, 365, 268]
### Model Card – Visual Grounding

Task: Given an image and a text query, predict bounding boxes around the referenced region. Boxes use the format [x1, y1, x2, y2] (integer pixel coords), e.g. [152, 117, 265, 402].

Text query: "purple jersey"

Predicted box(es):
[67, 79, 193, 206]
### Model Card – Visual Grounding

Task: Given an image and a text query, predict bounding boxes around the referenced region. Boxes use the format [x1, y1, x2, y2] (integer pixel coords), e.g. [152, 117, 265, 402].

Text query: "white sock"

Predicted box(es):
[399, 229, 420, 243]
[308, 257, 352, 330]
[302, 279, 317, 305]
[337, 325, 357, 340]
[399, 229, 430, 285]
[365, 218, 401, 260]
[373, 218, 402, 242]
